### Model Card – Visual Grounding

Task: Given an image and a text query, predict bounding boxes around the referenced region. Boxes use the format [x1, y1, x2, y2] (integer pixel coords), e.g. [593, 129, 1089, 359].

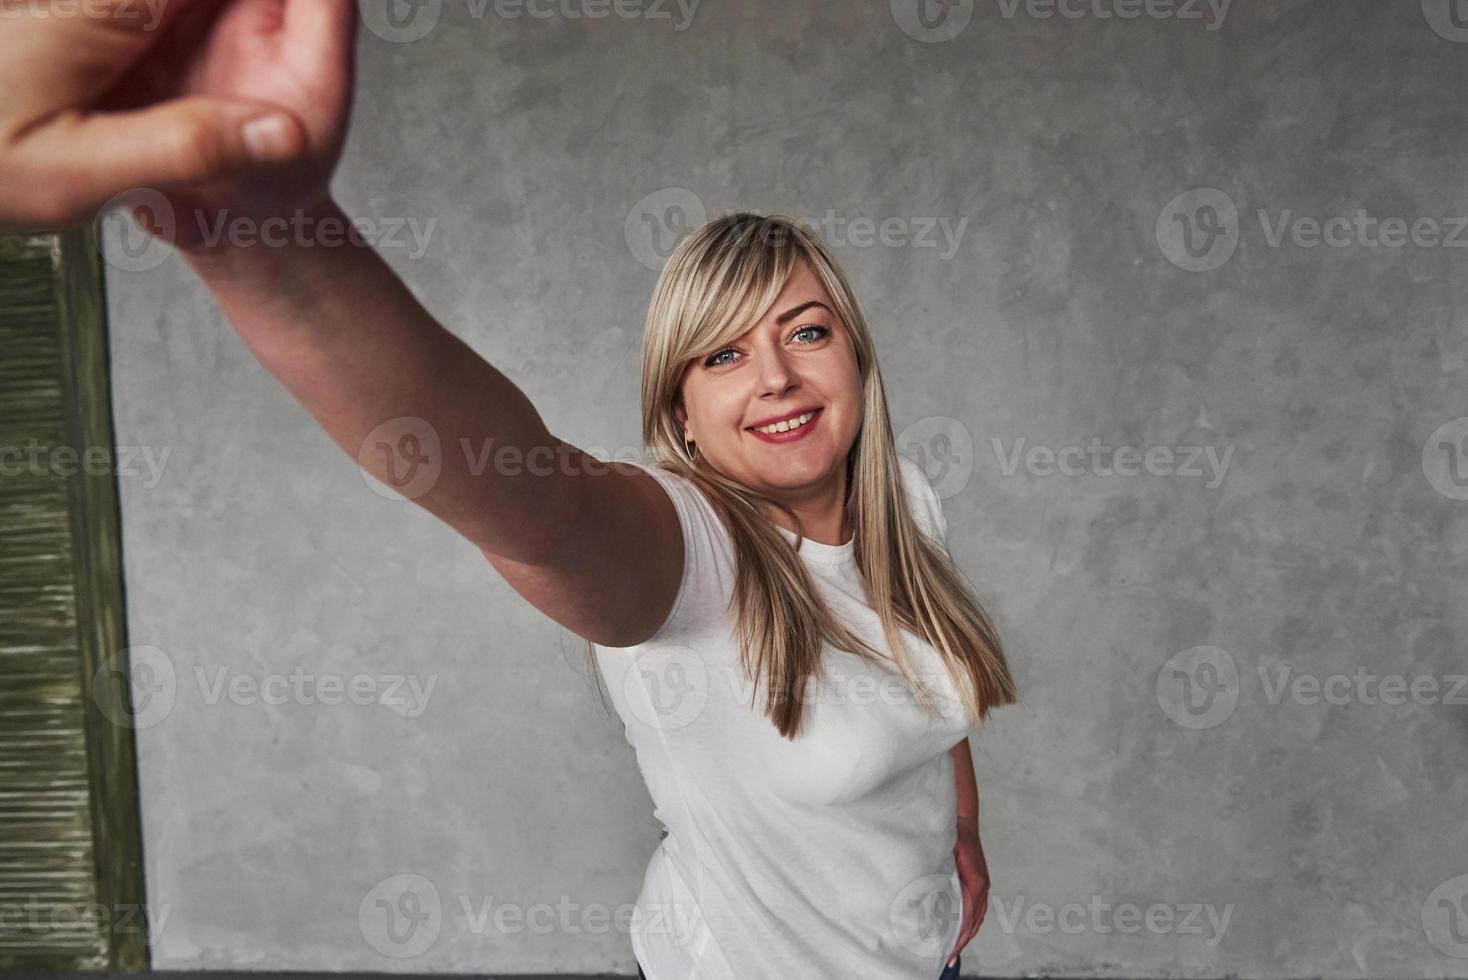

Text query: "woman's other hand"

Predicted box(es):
[948, 826, 990, 968]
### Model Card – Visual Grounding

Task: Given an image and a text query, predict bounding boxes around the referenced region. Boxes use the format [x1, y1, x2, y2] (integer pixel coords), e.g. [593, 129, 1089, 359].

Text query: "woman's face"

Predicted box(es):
[674, 258, 863, 506]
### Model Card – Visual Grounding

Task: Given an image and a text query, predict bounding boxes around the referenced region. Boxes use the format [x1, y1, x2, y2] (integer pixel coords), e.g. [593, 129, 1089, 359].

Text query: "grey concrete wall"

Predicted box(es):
[99, 0, 1468, 976]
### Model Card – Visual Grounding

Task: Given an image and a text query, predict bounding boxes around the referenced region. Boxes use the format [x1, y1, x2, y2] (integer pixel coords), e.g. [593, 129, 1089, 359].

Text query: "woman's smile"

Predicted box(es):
[746, 406, 824, 443]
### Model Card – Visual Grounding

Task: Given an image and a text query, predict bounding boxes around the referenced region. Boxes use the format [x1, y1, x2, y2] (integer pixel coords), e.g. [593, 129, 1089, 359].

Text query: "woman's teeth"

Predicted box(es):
[753, 410, 817, 434]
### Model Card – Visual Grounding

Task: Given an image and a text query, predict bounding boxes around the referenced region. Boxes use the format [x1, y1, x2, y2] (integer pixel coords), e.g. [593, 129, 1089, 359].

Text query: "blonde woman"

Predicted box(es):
[594, 213, 1020, 979]
[0, 3, 1019, 976]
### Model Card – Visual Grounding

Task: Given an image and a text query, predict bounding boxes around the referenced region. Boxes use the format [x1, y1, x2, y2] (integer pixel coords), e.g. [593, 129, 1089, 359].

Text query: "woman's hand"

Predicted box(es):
[948, 826, 990, 968]
[0, 0, 357, 235]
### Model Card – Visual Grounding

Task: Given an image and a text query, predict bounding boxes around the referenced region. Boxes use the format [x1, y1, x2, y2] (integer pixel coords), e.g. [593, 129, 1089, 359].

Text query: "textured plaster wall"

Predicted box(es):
[100, 1, 1467, 976]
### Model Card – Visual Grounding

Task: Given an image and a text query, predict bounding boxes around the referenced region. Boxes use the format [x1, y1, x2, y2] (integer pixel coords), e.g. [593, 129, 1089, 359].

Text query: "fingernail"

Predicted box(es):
[243, 114, 296, 162]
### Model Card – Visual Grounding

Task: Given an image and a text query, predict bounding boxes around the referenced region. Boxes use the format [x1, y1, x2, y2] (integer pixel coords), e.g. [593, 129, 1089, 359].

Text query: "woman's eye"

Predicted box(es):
[704, 325, 828, 368]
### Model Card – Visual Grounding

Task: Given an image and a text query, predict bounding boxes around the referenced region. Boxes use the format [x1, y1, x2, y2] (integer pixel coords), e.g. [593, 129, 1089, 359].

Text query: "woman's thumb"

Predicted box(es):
[23, 97, 306, 221]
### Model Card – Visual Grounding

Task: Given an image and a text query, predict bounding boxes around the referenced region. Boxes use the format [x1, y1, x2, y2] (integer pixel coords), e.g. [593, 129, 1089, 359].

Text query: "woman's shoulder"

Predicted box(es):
[609, 457, 736, 646]
[619, 457, 724, 536]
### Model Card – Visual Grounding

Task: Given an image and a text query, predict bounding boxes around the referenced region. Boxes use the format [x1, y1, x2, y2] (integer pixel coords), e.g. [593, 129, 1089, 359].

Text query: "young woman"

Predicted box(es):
[590, 214, 1020, 978]
[0, 2, 1019, 976]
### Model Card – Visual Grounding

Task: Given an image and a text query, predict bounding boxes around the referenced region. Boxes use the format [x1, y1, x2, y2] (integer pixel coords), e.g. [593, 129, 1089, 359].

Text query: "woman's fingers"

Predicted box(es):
[0, 0, 359, 228]
[284, 0, 358, 63]
[0, 0, 256, 227]
[281, 0, 359, 144]
[1, 97, 306, 227]
[0, 0, 212, 122]
[948, 886, 982, 965]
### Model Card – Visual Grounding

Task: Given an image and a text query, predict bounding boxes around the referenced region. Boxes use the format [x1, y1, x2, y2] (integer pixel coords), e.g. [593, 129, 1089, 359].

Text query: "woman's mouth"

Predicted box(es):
[746, 407, 823, 443]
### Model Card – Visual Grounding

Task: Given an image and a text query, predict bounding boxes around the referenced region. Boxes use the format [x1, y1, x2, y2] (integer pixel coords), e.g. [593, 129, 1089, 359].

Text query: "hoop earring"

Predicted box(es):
[683, 435, 699, 462]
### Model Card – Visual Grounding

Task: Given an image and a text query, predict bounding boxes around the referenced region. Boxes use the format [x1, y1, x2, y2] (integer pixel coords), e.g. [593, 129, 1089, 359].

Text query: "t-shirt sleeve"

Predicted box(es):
[619, 458, 736, 645]
[898, 452, 950, 553]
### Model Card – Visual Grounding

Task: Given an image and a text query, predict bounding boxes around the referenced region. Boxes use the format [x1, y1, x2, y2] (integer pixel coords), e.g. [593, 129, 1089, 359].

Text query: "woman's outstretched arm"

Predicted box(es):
[179, 198, 684, 647]
[183, 199, 575, 561]
[0, 0, 682, 647]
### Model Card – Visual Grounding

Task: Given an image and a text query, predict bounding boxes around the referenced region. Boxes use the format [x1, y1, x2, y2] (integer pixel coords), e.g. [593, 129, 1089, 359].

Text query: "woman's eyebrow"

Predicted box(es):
[775, 300, 833, 325]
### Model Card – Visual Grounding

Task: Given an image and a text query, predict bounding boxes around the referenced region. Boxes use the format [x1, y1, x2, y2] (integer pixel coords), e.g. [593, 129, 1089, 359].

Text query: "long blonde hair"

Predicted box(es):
[586, 211, 1018, 739]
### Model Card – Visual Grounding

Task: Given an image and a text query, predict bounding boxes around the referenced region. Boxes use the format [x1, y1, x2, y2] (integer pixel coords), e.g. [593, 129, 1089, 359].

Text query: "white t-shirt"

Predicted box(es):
[593, 453, 972, 979]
